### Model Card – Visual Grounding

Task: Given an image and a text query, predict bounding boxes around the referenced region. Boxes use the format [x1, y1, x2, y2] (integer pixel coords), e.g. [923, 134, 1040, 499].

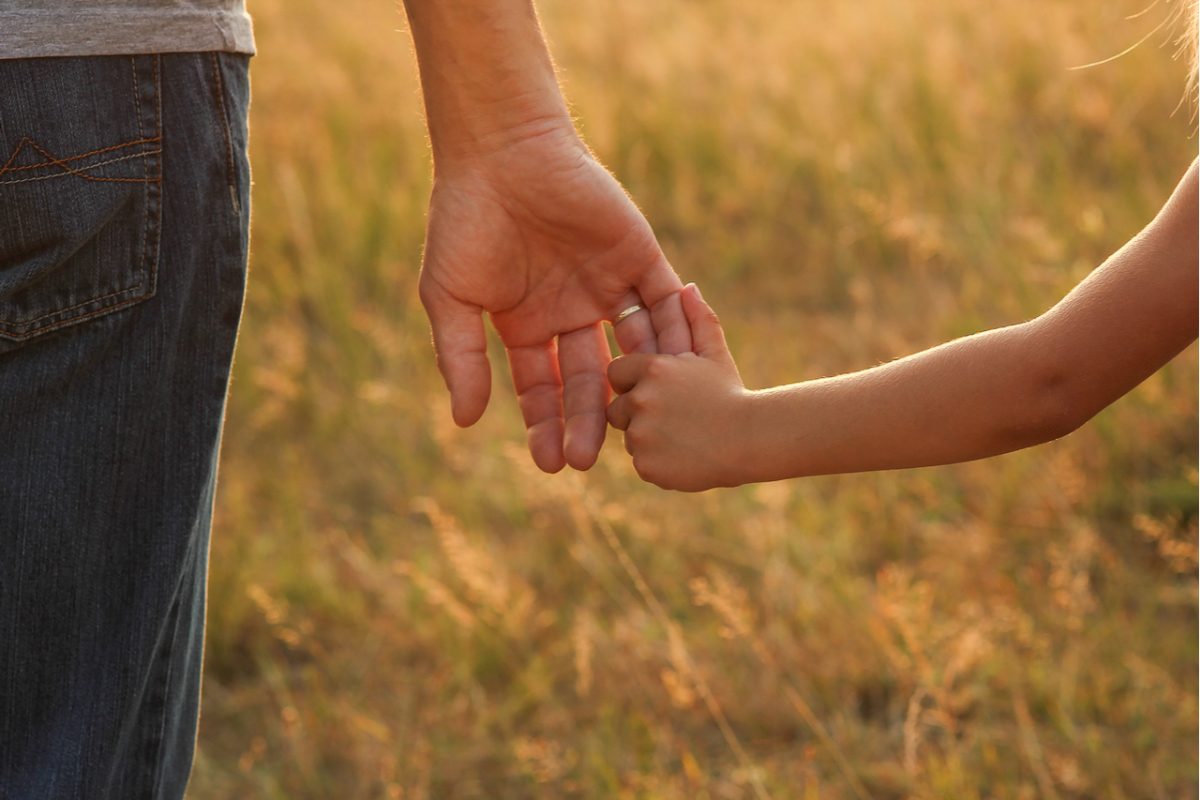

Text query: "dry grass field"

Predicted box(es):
[190, 1, 1198, 797]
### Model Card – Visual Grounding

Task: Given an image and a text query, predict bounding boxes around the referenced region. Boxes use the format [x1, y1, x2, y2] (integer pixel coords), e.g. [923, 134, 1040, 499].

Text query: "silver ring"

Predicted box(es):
[613, 304, 645, 325]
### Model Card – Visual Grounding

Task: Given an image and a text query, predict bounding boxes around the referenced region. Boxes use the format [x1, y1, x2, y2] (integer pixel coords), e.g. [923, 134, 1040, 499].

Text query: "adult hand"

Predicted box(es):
[419, 125, 692, 473]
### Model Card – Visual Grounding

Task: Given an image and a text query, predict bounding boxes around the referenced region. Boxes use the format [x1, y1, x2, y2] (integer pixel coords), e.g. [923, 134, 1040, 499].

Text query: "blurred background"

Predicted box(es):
[190, 0, 1198, 797]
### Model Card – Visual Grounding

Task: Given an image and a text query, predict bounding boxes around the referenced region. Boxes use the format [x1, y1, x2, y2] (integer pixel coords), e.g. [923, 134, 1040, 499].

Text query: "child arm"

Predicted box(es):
[607, 160, 1197, 491]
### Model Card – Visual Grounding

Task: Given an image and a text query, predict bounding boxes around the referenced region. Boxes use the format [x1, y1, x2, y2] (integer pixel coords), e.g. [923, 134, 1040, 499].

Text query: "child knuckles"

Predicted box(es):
[644, 358, 671, 381]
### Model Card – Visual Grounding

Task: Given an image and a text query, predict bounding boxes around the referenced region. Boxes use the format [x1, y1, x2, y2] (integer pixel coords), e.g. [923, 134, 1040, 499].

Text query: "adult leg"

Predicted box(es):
[0, 52, 251, 799]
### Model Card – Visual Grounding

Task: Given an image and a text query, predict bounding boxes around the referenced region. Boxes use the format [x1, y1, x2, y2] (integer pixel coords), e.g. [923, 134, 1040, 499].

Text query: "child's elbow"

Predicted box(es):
[1009, 355, 1095, 448]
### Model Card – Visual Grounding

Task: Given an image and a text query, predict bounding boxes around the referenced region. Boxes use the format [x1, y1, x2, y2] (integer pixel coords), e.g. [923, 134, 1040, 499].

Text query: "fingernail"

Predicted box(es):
[689, 283, 703, 301]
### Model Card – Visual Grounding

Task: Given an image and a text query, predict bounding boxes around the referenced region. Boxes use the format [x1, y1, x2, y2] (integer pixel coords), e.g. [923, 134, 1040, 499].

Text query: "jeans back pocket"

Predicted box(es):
[0, 55, 162, 353]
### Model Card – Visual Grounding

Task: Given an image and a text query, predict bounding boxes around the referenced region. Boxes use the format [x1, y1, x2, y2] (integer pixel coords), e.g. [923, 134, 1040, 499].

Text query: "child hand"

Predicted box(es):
[606, 284, 750, 491]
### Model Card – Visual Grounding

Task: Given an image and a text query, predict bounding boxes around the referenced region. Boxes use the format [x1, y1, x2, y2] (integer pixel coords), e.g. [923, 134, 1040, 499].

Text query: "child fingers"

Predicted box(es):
[680, 283, 732, 362]
[607, 353, 655, 394]
[606, 393, 633, 431]
[628, 256, 691, 355]
[649, 290, 693, 355]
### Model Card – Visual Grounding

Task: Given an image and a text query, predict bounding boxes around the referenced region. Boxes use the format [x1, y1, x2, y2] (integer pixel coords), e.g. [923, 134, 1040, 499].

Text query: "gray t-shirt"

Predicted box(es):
[0, 1, 255, 59]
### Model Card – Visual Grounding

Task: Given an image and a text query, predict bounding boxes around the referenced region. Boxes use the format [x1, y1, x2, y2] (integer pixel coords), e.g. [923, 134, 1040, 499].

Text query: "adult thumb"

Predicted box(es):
[681, 283, 733, 363]
[419, 273, 492, 427]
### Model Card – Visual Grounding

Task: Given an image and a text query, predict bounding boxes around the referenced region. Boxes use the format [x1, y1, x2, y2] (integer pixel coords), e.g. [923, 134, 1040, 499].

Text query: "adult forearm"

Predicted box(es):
[400, 0, 575, 165]
[738, 322, 1062, 480]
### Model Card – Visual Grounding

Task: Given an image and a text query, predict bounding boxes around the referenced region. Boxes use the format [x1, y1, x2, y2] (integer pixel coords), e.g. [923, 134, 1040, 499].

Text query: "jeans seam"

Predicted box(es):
[136, 54, 172, 800]
[0, 284, 145, 335]
[138, 54, 162, 324]
[143, 581, 186, 800]
[208, 52, 239, 215]
[132, 55, 143, 141]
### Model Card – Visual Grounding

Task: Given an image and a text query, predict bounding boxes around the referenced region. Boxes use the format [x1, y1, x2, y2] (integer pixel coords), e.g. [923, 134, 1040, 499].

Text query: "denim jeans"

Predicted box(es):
[0, 53, 251, 798]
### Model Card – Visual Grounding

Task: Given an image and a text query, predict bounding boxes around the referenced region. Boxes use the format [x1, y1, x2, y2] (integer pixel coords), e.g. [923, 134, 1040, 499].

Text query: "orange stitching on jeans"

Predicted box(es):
[0, 137, 160, 175]
[2, 139, 158, 184]
[0, 150, 160, 186]
[0, 138, 24, 173]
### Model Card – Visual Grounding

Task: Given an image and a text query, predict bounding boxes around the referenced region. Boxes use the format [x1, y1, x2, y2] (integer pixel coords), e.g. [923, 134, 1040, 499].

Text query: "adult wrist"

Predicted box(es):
[404, 0, 581, 168]
[430, 107, 581, 171]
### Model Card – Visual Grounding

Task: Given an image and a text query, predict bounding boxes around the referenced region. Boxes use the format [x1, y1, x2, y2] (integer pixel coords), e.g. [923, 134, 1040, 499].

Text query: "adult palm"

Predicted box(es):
[418, 128, 691, 472]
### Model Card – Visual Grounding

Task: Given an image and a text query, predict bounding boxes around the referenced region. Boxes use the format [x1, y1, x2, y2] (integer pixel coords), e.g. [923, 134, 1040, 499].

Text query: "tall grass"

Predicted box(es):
[192, 0, 1198, 797]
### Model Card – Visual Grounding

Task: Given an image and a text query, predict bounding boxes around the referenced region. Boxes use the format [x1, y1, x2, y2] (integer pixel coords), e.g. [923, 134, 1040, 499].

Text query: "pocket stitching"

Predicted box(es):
[0, 136, 160, 176]
[0, 282, 146, 332]
[0, 285, 148, 338]
[0, 54, 163, 344]
[0, 148, 161, 186]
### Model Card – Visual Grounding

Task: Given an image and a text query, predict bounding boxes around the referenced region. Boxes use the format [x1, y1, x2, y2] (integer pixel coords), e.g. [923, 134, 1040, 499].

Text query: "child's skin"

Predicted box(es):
[606, 159, 1198, 492]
